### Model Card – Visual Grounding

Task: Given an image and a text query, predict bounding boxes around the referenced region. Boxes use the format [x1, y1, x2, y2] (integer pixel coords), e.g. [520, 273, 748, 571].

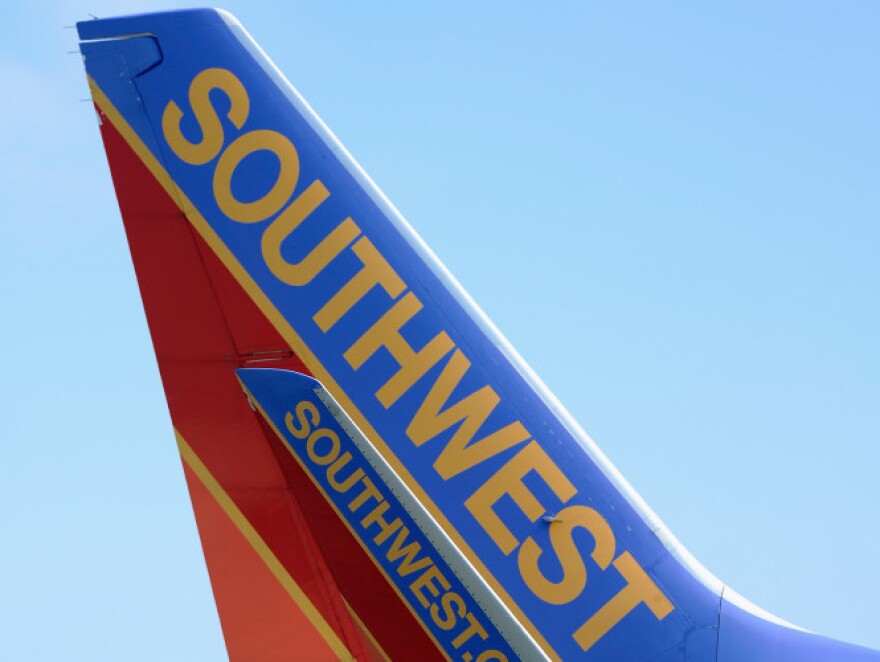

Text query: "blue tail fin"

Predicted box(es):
[80, 9, 880, 661]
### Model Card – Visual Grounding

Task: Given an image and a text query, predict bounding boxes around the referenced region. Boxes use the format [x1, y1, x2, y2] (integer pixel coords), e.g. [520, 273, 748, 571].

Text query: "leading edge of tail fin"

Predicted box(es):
[79, 9, 880, 661]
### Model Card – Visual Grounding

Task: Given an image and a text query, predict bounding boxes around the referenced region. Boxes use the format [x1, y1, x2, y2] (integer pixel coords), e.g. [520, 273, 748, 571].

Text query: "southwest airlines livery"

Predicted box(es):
[78, 9, 879, 661]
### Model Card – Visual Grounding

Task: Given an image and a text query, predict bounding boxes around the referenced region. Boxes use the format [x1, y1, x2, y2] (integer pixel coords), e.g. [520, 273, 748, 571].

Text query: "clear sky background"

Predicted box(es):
[2, 2, 878, 660]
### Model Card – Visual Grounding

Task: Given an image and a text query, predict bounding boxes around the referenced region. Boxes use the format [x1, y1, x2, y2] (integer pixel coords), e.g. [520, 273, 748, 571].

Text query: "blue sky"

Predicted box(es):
[2, 2, 878, 659]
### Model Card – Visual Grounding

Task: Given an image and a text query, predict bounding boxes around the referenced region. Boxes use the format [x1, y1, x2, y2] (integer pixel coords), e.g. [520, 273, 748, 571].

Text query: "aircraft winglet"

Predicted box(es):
[238, 368, 541, 661]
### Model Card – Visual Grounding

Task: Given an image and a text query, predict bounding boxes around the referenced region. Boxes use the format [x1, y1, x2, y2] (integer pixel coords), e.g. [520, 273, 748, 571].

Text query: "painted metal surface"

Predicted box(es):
[82, 28, 444, 659]
[78, 9, 880, 661]
[238, 367, 524, 662]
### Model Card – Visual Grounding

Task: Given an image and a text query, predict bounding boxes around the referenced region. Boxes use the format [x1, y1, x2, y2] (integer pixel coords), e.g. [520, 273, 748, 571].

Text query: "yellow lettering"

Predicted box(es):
[430, 591, 466, 631]
[410, 565, 450, 608]
[518, 504, 616, 605]
[386, 526, 433, 577]
[347, 476, 382, 513]
[285, 401, 319, 439]
[326, 453, 365, 493]
[465, 441, 576, 554]
[344, 292, 454, 408]
[306, 427, 340, 466]
[214, 129, 299, 222]
[572, 552, 674, 651]
[407, 350, 530, 480]
[162, 68, 249, 165]
[313, 236, 406, 332]
[360, 500, 404, 545]
[261, 179, 360, 285]
[451, 613, 488, 648]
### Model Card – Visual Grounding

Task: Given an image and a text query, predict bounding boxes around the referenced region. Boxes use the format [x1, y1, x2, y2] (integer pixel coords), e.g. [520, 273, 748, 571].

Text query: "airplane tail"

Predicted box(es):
[78, 9, 880, 661]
